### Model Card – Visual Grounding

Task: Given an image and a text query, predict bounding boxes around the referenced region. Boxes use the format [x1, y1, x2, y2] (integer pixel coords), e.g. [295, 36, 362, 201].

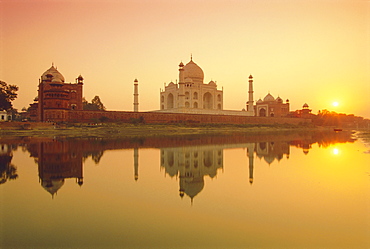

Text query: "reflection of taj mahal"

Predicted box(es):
[2, 131, 354, 199]
[160, 146, 223, 202]
[160, 141, 290, 202]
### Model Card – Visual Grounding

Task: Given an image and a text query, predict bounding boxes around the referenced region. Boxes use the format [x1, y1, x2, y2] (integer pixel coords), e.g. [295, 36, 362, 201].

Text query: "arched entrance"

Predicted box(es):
[203, 92, 213, 109]
[203, 151, 213, 167]
[167, 93, 174, 109]
[259, 108, 266, 117]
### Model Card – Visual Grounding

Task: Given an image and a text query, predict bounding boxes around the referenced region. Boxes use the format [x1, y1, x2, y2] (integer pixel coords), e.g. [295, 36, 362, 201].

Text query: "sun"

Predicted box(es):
[332, 101, 339, 107]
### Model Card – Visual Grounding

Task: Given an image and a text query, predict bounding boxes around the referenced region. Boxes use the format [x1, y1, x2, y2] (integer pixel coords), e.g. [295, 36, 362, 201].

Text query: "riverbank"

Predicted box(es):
[0, 121, 334, 138]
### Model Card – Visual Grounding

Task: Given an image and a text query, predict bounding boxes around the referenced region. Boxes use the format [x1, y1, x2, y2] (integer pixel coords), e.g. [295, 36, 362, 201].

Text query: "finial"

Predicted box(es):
[190, 53, 193, 61]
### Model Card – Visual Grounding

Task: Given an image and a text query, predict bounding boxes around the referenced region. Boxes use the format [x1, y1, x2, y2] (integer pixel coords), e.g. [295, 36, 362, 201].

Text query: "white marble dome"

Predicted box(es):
[183, 60, 204, 83]
[41, 65, 65, 83]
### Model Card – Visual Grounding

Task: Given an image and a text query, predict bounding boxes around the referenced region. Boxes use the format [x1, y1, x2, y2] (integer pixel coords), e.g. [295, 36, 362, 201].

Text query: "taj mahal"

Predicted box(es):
[155, 57, 289, 117]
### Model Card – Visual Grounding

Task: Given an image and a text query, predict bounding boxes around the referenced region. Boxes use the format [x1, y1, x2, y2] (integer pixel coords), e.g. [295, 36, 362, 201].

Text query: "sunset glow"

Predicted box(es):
[1, 0, 369, 118]
[332, 102, 339, 107]
[332, 148, 340, 155]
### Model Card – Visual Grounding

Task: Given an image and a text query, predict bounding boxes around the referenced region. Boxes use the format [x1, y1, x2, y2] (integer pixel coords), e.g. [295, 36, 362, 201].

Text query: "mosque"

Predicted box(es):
[29, 58, 292, 123]
[29, 64, 84, 122]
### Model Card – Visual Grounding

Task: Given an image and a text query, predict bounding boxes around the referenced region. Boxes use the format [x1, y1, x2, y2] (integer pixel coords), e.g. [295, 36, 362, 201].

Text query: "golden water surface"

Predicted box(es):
[0, 131, 369, 248]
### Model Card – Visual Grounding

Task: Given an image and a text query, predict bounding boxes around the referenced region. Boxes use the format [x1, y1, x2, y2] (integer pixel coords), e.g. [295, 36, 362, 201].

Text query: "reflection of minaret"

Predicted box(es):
[246, 143, 255, 184]
[134, 148, 139, 181]
[133, 79, 139, 112]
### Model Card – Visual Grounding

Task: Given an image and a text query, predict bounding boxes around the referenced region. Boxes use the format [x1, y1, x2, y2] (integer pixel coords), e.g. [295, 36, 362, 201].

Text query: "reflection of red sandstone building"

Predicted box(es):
[30, 65, 83, 122]
[27, 139, 84, 197]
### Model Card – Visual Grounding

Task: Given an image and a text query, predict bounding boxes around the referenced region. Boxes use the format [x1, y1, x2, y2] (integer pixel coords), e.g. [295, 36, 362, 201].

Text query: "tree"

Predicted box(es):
[0, 154, 18, 185]
[0, 81, 18, 111]
[91, 96, 106, 110]
[83, 96, 106, 111]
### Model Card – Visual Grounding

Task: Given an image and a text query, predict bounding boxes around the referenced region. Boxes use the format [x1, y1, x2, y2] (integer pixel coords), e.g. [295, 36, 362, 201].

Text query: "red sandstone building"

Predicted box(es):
[30, 65, 84, 122]
[254, 93, 290, 117]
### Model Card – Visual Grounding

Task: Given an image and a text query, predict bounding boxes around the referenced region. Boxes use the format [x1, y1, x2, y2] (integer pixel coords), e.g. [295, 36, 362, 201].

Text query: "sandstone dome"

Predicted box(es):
[41, 65, 65, 83]
[263, 93, 275, 102]
[208, 80, 216, 86]
[183, 60, 204, 83]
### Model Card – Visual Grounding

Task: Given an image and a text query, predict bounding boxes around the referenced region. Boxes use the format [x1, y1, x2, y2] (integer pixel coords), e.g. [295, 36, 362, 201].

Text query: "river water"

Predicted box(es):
[0, 131, 369, 248]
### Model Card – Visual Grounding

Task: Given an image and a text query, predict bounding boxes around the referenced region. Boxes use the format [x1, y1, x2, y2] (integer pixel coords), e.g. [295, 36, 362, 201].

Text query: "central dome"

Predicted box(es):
[41, 65, 65, 83]
[183, 60, 204, 83]
[263, 93, 275, 102]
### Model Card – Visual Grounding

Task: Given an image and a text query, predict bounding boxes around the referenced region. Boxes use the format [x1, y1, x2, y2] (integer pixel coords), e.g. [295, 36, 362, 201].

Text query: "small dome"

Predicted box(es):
[303, 103, 309, 108]
[41, 65, 65, 83]
[183, 60, 204, 83]
[257, 98, 263, 104]
[263, 93, 275, 102]
[276, 96, 283, 103]
[249, 75, 253, 79]
[208, 80, 216, 86]
[179, 62, 184, 67]
[184, 177, 204, 199]
[264, 155, 275, 165]
[41, 178, 65, 196]
[168, 82, 175, 86]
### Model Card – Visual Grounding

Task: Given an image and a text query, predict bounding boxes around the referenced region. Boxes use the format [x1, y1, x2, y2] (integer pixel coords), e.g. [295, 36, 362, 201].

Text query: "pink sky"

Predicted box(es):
[1, 0, 369, 118]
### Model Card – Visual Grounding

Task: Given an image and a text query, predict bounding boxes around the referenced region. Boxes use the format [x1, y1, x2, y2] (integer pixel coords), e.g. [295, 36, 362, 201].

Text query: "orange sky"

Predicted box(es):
[1, 0, 369, 118]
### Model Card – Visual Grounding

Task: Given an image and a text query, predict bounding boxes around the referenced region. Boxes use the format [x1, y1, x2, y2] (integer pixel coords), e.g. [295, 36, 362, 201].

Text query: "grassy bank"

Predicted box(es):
[0, 122, 330, 138]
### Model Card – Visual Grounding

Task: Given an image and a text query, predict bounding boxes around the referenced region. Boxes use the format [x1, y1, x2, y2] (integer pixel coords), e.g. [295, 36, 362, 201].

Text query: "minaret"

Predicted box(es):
[247, 143, 255, 184]
[133, 79, 139, 112]
[247, 75, 254, 115]
[179, 62, 184, 83]
[134, 148, 139, 181]
[178, 62, 185, 108]
[76, 75, 84, 84]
